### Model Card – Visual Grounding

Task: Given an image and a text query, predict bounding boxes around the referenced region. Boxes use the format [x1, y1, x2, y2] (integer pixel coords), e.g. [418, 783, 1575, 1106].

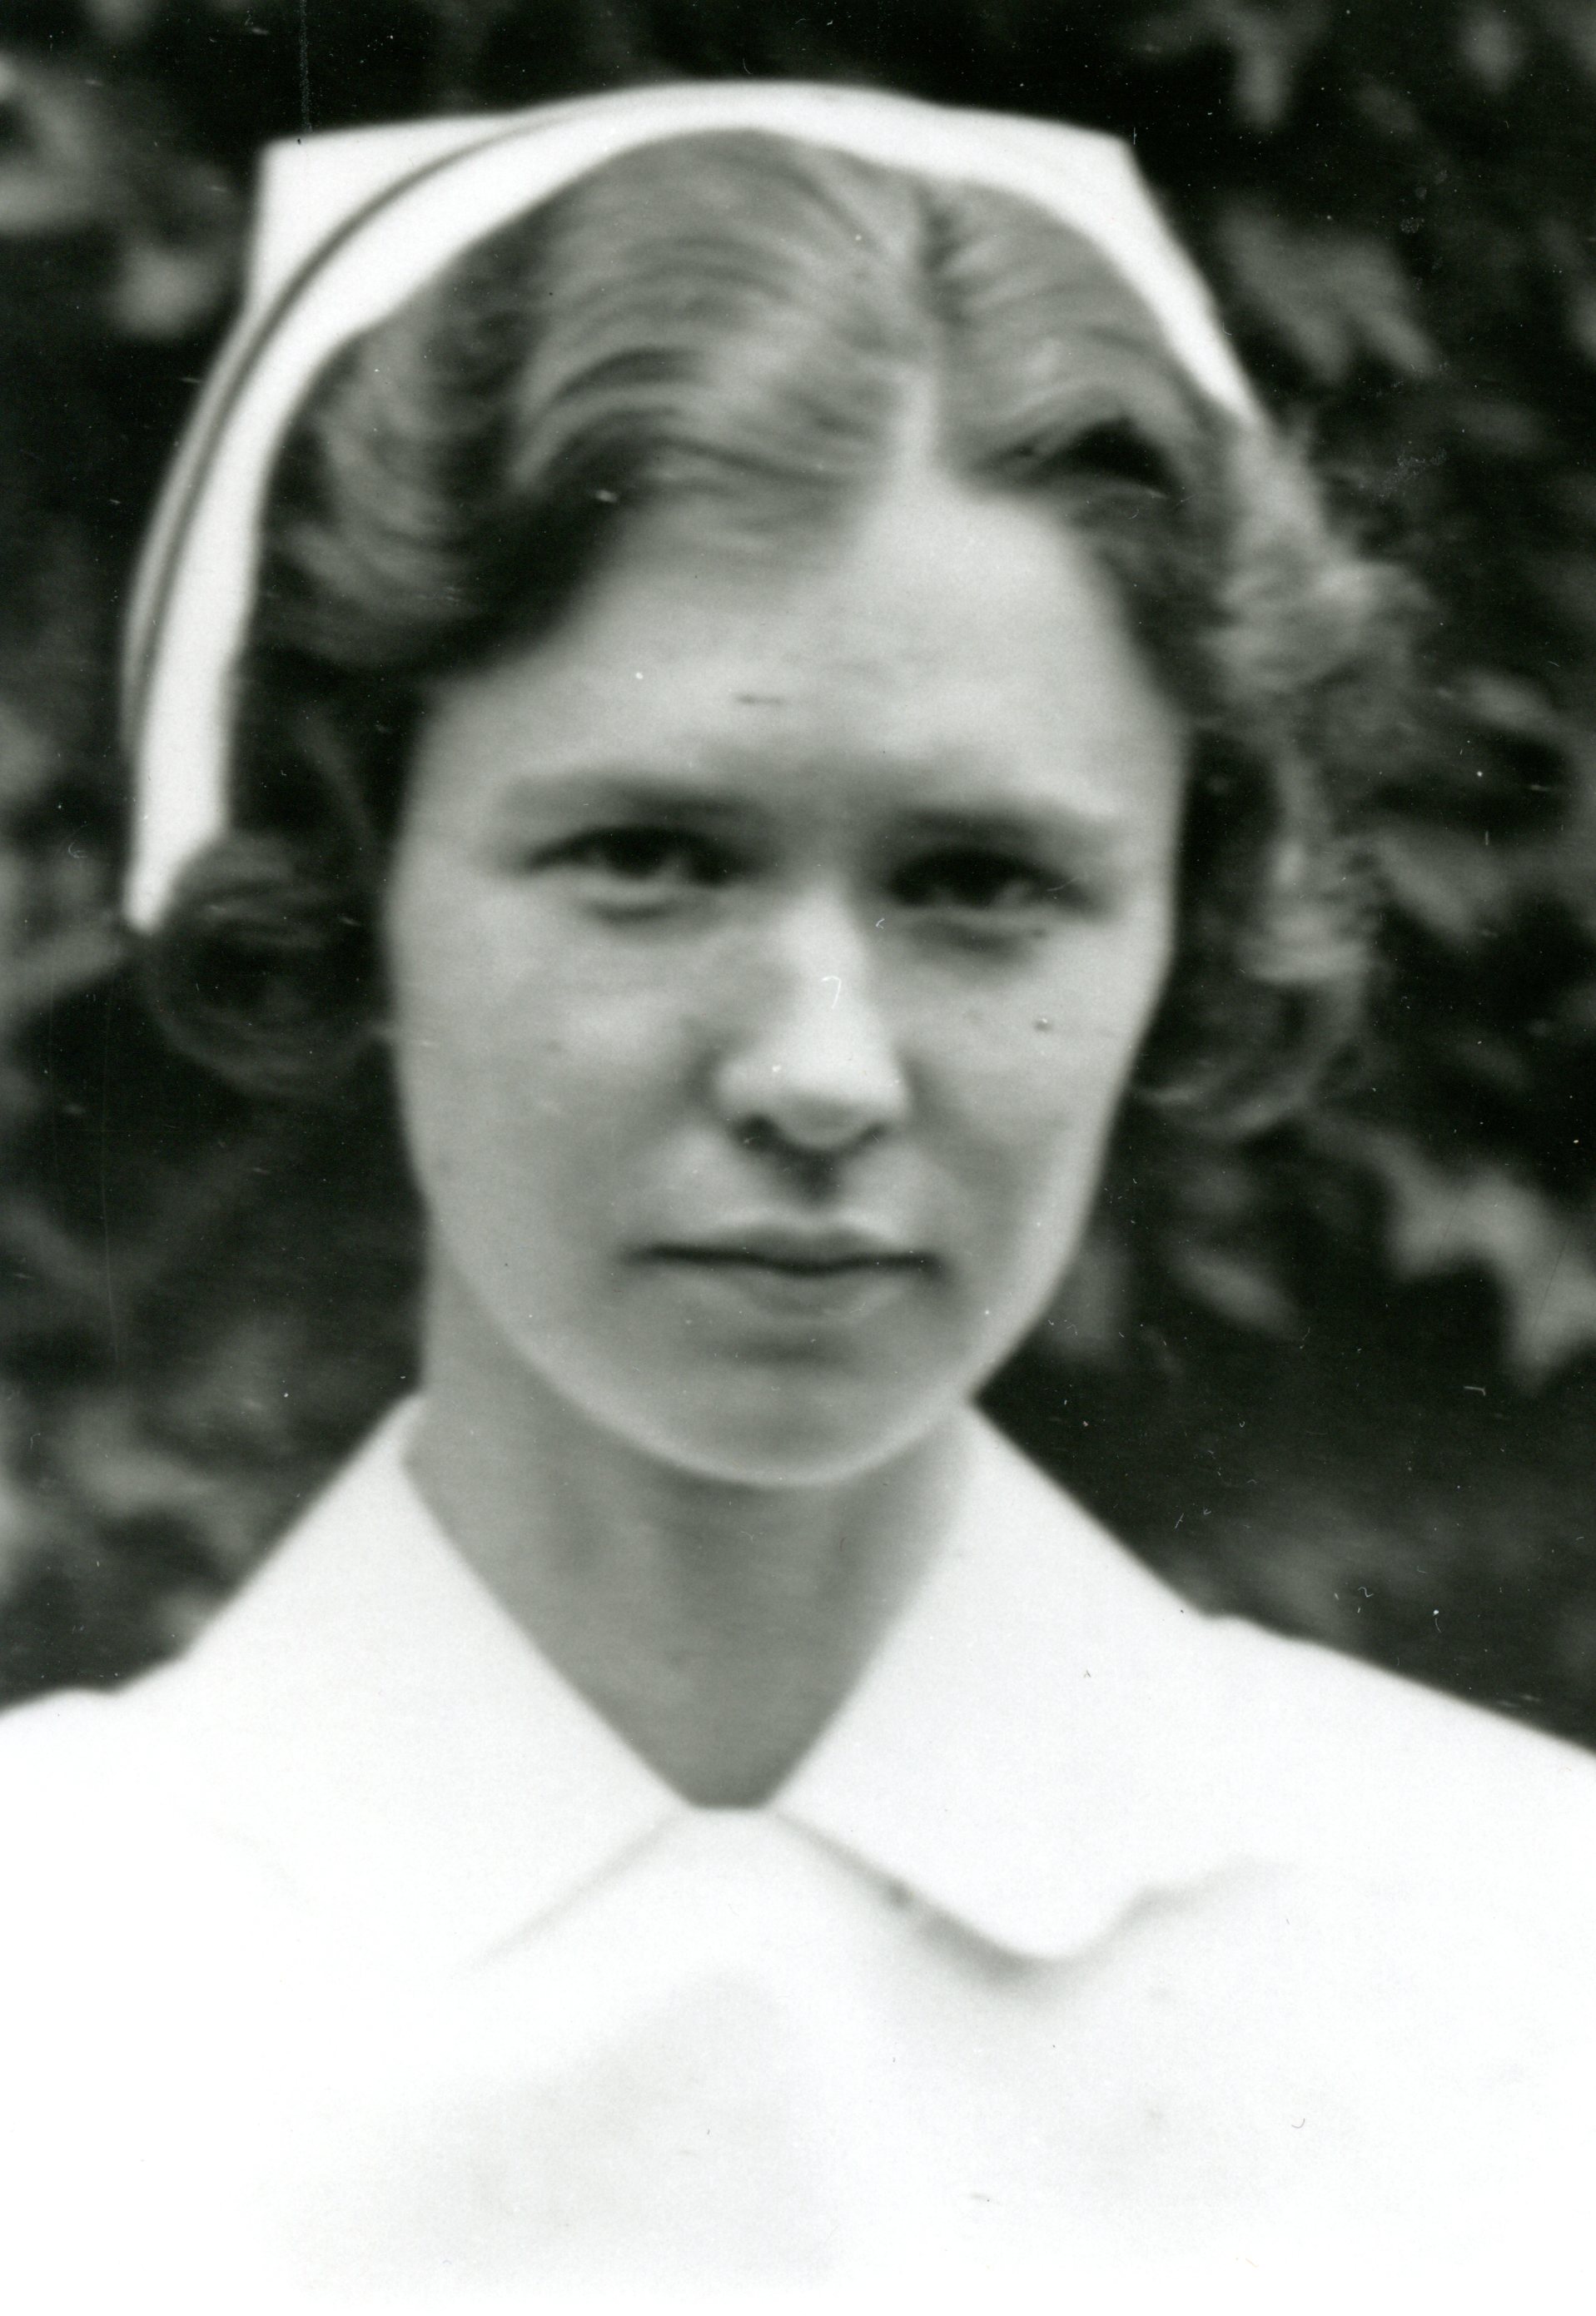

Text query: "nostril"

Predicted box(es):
[734, 1116, 873, 1189]
[709, 922, 910, 1149]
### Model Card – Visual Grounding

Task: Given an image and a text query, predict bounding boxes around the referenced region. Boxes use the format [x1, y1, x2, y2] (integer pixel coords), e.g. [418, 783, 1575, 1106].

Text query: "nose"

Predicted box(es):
[711, 895, 910, 1158]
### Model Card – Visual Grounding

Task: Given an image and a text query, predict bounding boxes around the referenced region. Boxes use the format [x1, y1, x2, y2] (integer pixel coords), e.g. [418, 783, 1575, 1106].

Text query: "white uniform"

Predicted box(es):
[2, 1403, 1595, 2310]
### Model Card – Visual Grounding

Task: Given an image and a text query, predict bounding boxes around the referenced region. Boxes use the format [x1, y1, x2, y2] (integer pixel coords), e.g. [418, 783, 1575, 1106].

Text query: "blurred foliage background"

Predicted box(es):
[4, 0, 1596, 1736]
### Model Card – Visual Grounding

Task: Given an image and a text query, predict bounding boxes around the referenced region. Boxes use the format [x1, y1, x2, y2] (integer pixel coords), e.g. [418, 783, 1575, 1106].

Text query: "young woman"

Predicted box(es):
[3, 79, 1596, 2305]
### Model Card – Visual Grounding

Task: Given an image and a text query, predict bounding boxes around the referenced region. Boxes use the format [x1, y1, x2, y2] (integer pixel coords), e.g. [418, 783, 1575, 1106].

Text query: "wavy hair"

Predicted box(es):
[143, 129, 1416, 1138]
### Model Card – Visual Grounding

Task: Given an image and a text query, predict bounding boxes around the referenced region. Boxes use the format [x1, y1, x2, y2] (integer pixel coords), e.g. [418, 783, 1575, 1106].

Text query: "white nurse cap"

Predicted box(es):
[122, 78, 1258, 931]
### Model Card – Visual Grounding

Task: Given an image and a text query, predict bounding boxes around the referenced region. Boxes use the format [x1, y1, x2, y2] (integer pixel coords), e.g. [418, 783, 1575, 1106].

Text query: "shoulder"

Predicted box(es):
[0, 1681, 324, 2302]
[1191, 1608, 1596, 2045]
[1140, 1613, 1596, 2193]
[985, 1415, 1596, 1889]
[1208, 1605, 1596, 1855]
[0, 1673, 309, 1984]
[971, 1416, 1596, 1900]
[0, 1683, 149, 1871]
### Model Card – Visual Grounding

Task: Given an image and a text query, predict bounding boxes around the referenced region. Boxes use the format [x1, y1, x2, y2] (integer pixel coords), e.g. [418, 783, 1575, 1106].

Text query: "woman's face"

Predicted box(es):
[386, 458, 1186, 1485]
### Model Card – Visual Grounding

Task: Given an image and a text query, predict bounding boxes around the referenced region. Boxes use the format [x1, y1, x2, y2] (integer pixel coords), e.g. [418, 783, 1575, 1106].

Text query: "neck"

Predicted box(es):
[406, 1269, 970, 1807]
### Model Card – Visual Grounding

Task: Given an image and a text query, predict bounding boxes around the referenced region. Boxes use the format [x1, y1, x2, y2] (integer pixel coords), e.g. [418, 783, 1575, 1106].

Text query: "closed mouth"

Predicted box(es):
[636, 1240, 933, 1327]
[649, 1246, 928, 1276]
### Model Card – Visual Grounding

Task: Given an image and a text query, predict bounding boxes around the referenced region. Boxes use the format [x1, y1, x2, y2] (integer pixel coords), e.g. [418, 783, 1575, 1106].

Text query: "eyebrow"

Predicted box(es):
[485, 768, 1135, 862]
[486, 771, 753, 830]
[889, 803, 1130, 867]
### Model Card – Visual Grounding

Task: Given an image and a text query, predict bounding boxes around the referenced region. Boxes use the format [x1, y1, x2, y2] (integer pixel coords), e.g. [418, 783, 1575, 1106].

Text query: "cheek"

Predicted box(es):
[388, 904, 700, 1216]
[931, 926, 1173, 1142]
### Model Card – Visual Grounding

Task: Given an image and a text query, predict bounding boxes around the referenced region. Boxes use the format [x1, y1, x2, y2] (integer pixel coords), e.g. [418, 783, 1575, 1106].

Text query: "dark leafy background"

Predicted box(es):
[4, 0, 1596, 1736]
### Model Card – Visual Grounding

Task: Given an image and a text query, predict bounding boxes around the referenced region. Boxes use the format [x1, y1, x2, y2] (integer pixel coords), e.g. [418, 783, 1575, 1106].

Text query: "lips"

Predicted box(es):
[647, 1224, 929, 1273]
[640, 1225, 931, 1320]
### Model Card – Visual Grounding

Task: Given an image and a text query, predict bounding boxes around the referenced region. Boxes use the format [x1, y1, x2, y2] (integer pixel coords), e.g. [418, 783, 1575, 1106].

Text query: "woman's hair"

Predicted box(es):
[144, 129, 1416, 1135]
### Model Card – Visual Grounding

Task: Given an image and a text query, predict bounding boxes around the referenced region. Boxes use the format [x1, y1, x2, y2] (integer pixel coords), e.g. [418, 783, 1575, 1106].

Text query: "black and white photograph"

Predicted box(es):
[3, 3, 1596, 2306]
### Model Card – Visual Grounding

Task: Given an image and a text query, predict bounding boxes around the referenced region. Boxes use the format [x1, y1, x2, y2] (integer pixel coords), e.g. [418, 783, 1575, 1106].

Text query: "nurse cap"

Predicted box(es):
[122, 78, 1260, 932]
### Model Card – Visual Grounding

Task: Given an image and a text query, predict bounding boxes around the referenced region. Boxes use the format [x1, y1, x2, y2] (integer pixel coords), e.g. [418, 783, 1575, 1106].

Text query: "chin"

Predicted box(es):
[626, 1376, 957, 1491]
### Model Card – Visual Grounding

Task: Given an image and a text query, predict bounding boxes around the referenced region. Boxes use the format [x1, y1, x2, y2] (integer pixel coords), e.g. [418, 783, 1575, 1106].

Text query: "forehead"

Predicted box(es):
[408, 460, 1187, 831]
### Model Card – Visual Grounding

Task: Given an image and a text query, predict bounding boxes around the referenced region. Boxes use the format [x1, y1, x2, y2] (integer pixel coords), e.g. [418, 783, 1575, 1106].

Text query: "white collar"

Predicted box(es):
[137, 1401, 1250, 1971]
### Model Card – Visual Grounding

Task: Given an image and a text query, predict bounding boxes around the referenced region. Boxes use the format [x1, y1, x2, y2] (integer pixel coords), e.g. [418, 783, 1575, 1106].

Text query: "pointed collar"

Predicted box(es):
[776, 1414, 1247, 1956]
[132, 1401, 1249, 1972]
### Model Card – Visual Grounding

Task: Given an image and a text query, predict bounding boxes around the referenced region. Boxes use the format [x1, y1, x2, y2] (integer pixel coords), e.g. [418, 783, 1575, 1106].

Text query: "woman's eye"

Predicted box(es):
[541, 827, 735, 896]
[892, 847, 1080, 917]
